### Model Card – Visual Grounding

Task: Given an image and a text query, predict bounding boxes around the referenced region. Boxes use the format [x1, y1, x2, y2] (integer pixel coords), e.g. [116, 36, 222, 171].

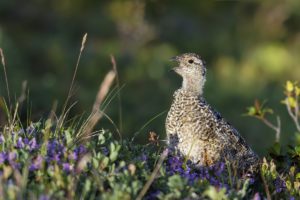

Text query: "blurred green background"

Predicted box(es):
[1, 0, 300, 155]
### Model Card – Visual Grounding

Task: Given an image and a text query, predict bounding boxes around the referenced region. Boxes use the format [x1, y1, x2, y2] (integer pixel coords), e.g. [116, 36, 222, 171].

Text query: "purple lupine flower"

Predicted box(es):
[26, 125, 35, 134]
[274, 177, 286, 193]
[208, 176, 219, 186]
[185, 172, 198, 183]
[70, 144, 86, 160]
[0, 152, 7, 164]
[46, 140, 66, 163]
[0, 134, 4, 144]
[74, 145, 86, 155]
[8, 152, 17, 162]
[53, 154, 61, 162]
[68, 151, 78, 161]
[29, 155, 43, 171]
[23, 138, 29, 145]
[166, 155, 229, 187]
[197, 167, 210, 180]
[39, 195, 50, 200]
[249, 177, 255, 185]
[253, 192, 261, 200]
[47, 140, 57, 156]
[29, 138, 38, 150]
[214, 162, 225, 176]
[62, 163, 73, 173]
[101, 147, 109, 156]
[16, 137, 25, 149]
[18, 129, 25, 135]
[8, 152, 20, 169]
[145, 190, 161, 200]
[140, 153, 147, 162]
[167, 156, 183, 174]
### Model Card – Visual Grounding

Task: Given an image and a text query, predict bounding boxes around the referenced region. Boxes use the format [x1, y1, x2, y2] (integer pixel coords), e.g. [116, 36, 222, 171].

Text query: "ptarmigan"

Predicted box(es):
[165, 53, 259, 173]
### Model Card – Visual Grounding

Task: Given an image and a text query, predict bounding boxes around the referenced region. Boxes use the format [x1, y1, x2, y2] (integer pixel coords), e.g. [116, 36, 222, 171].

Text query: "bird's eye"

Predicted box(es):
[188, 59, 194, 64]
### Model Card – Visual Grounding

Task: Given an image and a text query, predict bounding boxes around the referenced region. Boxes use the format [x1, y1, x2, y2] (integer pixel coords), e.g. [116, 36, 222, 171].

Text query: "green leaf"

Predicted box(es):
[84, 179, 91, 193]
[64, 129, 72, 145]
[270, 142, 281, 155]
[262, 108, 274, 115]
[296, 173, 300, 180]
[101, 157, 109, 169]
[110, 151, 118, 162]
[203, 186, 228, 200]
[295, 146, 300, 155]
[167, 175, 185, 191]
[92, 157, 99, 168]
[247, 107, 256, 116]
[98, 133, 106, 145]
[296, 86, 300, 96]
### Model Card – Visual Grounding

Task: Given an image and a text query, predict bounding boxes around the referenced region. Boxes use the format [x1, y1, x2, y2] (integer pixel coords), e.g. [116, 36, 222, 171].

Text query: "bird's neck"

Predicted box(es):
[181, 77, 206, 96]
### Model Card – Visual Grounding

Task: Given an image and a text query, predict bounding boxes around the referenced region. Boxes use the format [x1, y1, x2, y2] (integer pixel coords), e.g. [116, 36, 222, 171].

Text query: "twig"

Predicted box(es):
[258, 116, 281, 143]
[286, 99, 300, 132]
[136, 149, 169, 200]
[275, 116, 281, 143]
[295, 94, 299, 119]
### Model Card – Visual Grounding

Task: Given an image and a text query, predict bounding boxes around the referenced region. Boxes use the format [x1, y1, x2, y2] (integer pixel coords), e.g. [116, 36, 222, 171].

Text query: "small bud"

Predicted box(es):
[128, 163, 136, 175]
[286, 180, 292, 191]
[296, 86, 300, 96]
[287, 97, 296, 108]
[261, 157, 268, 175]
[286, 81, 294, 93]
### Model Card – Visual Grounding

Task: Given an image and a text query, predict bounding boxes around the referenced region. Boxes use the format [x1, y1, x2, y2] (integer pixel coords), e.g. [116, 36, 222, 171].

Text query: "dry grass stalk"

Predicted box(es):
[110, 55, 123, 133]
[0, 48, 11, 111]
[17, 80, 28, 104]
[58, 33, 88, 131]
[92, 70, 116, 112]
[81, 69, 116, 141]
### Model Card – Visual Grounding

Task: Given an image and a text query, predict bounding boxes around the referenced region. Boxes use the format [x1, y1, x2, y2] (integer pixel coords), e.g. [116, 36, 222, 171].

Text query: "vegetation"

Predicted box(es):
[1, 1, 300, 199]
[0, 45, 299, 198]
[0, 88, 299, 200]
[0, 82, 299, 199]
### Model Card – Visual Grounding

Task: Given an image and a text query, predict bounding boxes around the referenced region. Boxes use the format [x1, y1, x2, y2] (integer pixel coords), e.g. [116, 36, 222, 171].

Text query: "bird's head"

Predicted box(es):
[170, 53, 206, 79]
[170, 53, 206, 95]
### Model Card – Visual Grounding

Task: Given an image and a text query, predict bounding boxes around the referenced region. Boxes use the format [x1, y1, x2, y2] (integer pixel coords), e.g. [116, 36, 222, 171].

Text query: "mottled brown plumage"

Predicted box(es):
[166, 53, 259, 172]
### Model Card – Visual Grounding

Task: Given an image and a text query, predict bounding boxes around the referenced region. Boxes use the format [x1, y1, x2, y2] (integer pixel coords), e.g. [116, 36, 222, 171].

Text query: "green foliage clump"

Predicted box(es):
[0, 111, 299, 199]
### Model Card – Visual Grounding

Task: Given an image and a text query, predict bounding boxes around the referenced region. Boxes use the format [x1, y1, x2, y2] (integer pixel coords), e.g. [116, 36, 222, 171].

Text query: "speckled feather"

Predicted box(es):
[166, 53, 259, 172]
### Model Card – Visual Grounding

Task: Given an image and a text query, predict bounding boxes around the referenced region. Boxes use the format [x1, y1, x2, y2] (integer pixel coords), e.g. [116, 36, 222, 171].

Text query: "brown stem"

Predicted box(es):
[258, 116, 281, 142]
[286, 99, 300, 132]
[136, 149, 169, 200]
[260, 172, 272, 200]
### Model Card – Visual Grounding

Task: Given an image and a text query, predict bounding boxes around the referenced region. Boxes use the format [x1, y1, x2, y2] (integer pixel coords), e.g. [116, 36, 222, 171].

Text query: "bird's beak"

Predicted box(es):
[169, 56, 181, 72]
[169, 56, 180, 62]
[169, 56, 180, 73]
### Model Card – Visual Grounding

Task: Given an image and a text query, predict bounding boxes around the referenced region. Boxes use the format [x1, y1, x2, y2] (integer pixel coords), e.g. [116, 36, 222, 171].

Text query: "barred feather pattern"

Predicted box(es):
[166, 89, 259, 171]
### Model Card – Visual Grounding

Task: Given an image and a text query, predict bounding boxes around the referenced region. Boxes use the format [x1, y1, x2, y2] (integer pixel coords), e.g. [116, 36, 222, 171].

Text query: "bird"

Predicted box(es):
[165, 53, 259, 173]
